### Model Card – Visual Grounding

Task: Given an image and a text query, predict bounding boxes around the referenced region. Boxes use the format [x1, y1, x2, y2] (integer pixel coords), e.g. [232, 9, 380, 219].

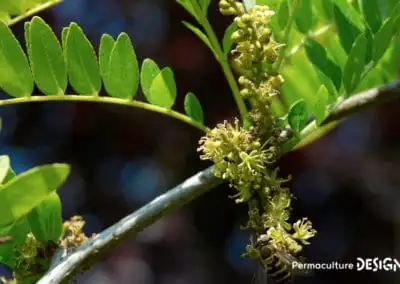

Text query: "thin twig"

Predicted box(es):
[7, 0, 63, 26]
[37, 166, 221, 284]
[282, 80, 400, 151]
[322, 80, 400, 124]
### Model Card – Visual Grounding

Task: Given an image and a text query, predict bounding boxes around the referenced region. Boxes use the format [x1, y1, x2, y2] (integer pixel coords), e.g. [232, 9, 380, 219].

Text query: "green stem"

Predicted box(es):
[190, 2, 248, 122]
[7, 0, 63, 26]
[0, 95, 209, 133]
[273, 0, 300, 72]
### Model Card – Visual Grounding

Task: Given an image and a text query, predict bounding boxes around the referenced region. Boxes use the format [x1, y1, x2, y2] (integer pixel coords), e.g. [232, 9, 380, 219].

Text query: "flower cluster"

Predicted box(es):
[60, 215, 89, 249]
[1, 216, 91, 284]
[199, 0, 318, 263]
[220, 1, 284, 107]
[198, 118, 279, 203]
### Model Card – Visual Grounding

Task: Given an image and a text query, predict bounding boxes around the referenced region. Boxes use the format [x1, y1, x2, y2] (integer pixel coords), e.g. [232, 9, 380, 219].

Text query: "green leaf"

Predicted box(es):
[0, 0, 22, 15]
[184, 92, 204, 124]
[199, 0, 211, 14]
[358, 0, 382, 34]
[0, 155, 10, 184]
[176, 0, 197, 20]
[364, 27, 374, 63]
[2, 164, 16, 185]
[313, 0, 333, 21]
[27, 192, 62, 243]
[334, 0, 365, 30]
[320, 0, 334, 21]
[28, 16, 67, 96]
[222, 23, 237, 56]
[372, 17, 397, 63]
[24, 21, 31, 51]
[105, 33, 139, 99]
[0, 0, 40, 15]
[182, 21, 214, 54]
[147, 67, 177, 108]
[314, 85, 329, 125]
[277, 0, 289, 29]
[0, 12, 10, 23]
[288, 99, 308, 133]
[99, 34, 115, 84]
[140, 58, 161, 98]
[334, 4, 361, 54]
[295, 0, 313, 34]
[0, 163, 70, 225]
[304, 38, 342, 91]
[0, 217, 30, 268]
[65, 23, 101, 95]
[343, 33, 367, 95]
[61, 27, 70, 51]
[0, 21, 33, 97]
[315, 68, 338, 100]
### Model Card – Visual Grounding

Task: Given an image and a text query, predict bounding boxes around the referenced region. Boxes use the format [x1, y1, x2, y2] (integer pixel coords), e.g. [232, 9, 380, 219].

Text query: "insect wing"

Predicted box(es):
[243, 0, 256, 11]
[275, 251, 313, 277]
[252, 263, 269, 284]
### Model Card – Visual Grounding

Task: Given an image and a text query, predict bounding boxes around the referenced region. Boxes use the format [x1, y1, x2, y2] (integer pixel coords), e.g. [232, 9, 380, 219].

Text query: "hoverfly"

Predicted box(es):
[252, 235, 312, 284]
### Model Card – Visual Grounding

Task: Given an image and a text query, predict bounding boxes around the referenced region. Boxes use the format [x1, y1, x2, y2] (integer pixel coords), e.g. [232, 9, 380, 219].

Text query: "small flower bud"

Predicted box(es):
[219, 0, 231, 9]
[232, 30, 248, 42]
[269, 75, 284, 89]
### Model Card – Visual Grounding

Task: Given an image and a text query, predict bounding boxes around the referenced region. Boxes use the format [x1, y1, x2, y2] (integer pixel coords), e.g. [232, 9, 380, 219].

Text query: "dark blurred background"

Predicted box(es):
[1, 0, 400, 283]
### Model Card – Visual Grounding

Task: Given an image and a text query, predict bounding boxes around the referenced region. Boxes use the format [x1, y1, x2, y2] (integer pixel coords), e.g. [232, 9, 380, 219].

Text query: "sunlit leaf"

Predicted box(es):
[28, 16, 67, 96]
[0, 155, 10, 184]
[65, 23, 101, 95]
[0, 21, 33, 97]
[27, 192, 63, 243]
[0, 164, 70, 225]
[99, 34, 115, 84]
[141, 58, 161, 98]
[147, 67, 177, 108]
[106, 33, 139, 99]
[184, 92, 204, 124]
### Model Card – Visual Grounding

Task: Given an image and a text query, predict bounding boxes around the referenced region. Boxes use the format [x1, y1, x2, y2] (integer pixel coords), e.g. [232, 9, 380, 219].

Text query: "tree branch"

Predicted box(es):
[7, 0, 63, 26]
[37, 80, 400, 283]
[37, 166, 222, 284]
[322, 80, 400, 124]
